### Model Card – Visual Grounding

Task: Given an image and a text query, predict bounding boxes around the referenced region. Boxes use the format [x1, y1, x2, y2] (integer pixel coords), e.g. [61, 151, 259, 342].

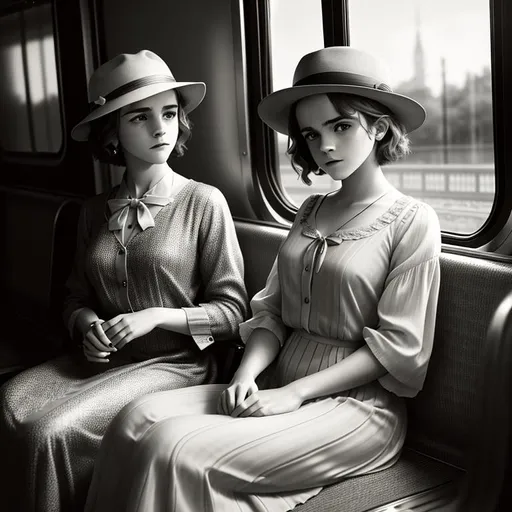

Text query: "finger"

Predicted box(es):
[101, 315, 124, 332]
[83, 347, 110, 363]
[217, 389, 231, 415]
[85, 355, 110, 364]
[225, 386, 239, 413]
[217, 390, 227, 415]
[234, 384, 252, 408]
[114, 331, 133, 350]
[92, 323, 115, 350]
[225, 386, 239, 414]
[84, 333, 115, 353]
[232, 393, 258, 418]
[110, 326, 131, 348]
[238, 401, 263, 418]
[103, 323, 124, 341]
[84, 346, 110, 359]
[247, 382, 259, 396]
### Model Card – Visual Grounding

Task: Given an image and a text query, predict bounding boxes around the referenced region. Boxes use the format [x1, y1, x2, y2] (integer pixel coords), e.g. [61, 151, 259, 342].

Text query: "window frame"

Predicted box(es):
[0, 0, 65, 161]
[245, 0, 512, 247]
[0, 0, 99, 196]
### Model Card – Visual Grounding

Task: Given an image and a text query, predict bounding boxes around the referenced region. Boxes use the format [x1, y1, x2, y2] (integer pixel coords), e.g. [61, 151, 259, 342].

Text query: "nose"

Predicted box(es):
[319, 133, 336, 153]
[152, 119, 166, 138]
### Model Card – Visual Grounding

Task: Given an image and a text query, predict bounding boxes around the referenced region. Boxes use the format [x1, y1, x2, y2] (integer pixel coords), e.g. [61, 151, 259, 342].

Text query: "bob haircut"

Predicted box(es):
[287, 93, 410, 185]
[87, 89, 193, 166]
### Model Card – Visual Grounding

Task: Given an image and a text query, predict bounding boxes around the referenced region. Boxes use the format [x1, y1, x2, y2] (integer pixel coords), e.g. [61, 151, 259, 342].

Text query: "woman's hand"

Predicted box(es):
[101, 309, 159, 350]
[217, 373, 259, 416]
[83, 320, 116, 363]
[231, 385, 303, 418]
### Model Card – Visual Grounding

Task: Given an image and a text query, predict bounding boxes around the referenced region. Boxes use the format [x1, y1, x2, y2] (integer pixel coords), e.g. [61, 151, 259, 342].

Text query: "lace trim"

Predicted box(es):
[301, 194, 415, 241]
[299, 194, 322, 225]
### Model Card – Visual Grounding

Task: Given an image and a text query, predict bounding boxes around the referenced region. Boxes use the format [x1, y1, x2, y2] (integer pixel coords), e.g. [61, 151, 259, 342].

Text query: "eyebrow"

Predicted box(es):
[300, 115, 353, 133]
[122, 104, 178, 117]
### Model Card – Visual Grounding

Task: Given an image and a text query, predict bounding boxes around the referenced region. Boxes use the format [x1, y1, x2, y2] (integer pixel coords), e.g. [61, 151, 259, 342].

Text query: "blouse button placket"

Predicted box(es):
[300, 244, 316, 330]
[115, 245, 132, 313]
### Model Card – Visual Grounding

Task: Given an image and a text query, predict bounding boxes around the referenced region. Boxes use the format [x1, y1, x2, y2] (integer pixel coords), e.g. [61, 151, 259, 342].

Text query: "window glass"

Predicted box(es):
[0, 3, 62, 153]
[268, 0, 494, 234]
[348, 0, 494, 234]
[268, 0, 336, 208]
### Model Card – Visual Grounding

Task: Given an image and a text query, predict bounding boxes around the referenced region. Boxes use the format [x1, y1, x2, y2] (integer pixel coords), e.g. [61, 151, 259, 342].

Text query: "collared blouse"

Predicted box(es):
[63, 175, 249, 353]
[239, 193, 441, 398]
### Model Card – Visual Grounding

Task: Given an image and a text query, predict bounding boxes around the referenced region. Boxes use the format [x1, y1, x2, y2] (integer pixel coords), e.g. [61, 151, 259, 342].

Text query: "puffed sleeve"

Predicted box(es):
[182, 187, 249, 349]
[238, 256, 289, 346]
[238, 195, 316, 346]
[363, 202, 441, 398]
[62, 203, 100, 339]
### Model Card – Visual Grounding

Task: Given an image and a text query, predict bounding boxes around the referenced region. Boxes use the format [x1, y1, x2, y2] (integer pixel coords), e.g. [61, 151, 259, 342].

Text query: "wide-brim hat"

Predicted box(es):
[258, 47, 426, 135]
[71, 50, 206, 141]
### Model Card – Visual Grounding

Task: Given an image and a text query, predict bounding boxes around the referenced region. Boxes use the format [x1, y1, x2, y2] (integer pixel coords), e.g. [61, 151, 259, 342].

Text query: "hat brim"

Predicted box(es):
[257, 84, 426, 135]
[71, 81, 206, 141]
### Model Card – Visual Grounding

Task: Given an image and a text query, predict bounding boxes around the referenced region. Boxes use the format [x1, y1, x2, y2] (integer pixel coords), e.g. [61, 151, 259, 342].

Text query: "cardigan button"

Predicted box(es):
[304, 297, 310, 304]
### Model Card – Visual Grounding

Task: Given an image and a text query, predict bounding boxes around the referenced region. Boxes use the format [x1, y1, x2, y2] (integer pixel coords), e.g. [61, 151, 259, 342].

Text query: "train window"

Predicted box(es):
[268, 0, 336, 208]
[268, 0, 495, 234]
[0, 3, 62, 154]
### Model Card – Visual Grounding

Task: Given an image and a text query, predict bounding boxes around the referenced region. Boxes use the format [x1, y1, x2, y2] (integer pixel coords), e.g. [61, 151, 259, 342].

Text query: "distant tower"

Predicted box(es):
[413, 5, 426, 90]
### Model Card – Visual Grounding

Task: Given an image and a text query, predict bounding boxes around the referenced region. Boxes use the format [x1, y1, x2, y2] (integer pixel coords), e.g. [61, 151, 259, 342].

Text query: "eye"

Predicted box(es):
[130, 114, 147, 123]
[163, 111, 177, 120]
[334, 122, 351, 132]
[303, 131, 318, 142]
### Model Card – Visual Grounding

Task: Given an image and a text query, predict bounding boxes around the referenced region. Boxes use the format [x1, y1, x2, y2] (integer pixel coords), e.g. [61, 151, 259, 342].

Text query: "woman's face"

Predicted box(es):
[295, 93, 378, 181]
[118, 89, 179, 165]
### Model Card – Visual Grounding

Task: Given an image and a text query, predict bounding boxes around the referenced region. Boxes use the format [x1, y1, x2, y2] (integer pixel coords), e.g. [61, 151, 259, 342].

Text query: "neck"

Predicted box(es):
[125, 159, 171, 197]
[331, 159, 392, 205]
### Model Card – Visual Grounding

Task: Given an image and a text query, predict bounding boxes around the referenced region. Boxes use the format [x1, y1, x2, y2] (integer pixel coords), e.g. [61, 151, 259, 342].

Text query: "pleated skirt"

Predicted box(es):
[85, 329, 407, 512]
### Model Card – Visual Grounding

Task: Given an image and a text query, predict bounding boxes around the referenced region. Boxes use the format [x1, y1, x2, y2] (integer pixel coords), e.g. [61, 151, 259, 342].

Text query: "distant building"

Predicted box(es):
[412, 10, 426, 90]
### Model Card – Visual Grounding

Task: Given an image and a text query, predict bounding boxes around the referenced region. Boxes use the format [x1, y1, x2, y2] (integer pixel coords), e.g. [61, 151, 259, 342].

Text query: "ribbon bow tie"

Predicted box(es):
[303, 229, 342, 273]
[108, 194, 171, 232]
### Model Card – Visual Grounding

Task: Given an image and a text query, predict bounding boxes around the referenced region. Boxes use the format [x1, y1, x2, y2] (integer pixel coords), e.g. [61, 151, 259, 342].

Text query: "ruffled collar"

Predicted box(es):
[300, 193, 414, 242]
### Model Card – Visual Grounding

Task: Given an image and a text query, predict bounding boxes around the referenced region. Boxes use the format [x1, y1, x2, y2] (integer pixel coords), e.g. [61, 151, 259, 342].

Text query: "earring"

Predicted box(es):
[105, 143, 118, 156]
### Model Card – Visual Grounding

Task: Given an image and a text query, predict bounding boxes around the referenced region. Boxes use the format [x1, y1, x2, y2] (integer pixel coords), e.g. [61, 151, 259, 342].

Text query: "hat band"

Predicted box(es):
[294, 71, 392, 92]
[89, 74, 177, 111]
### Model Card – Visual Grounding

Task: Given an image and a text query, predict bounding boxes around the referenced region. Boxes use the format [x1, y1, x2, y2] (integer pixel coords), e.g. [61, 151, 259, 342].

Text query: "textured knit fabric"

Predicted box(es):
[0, 178, 249, 512]
[84, 192, 441, 512]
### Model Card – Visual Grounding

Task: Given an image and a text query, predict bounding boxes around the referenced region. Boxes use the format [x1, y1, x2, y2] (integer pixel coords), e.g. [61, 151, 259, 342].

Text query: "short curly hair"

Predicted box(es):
[87, 89, 193, 166]
[287, 93, 410, 185]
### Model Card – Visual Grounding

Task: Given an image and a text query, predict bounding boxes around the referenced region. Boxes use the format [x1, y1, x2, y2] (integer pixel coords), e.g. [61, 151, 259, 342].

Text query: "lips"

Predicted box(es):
[325, 159, 343, 166]
[150, 143, 169, 149]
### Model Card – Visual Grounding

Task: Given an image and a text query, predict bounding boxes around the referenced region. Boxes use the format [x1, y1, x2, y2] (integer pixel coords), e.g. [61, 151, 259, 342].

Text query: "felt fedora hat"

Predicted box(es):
[258, 46, 426, 135]
[71, 50, 206, 141]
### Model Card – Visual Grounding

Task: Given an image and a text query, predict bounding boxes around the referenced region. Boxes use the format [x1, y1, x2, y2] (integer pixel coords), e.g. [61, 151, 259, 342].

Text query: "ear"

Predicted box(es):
[374, 117, 390, 141]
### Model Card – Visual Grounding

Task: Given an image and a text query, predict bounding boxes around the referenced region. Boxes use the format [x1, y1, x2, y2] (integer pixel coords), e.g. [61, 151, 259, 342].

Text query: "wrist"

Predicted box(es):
[285, 381, 309, 403]
[150, 307, 165, 329]
[233, 367, 257, 382]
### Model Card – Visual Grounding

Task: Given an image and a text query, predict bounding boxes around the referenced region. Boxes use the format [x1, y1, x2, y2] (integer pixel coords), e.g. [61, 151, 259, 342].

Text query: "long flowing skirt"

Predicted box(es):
[85, 330, 407, 512]
[0, 347, 215, 512]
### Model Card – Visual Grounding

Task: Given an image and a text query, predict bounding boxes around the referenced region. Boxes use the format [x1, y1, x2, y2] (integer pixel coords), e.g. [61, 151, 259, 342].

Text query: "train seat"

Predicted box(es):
[233, 219, 512, 511]
[0, 187, 81, 380]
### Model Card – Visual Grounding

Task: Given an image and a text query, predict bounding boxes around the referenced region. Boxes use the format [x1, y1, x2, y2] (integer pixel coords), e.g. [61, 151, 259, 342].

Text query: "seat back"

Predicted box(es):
[406, 251, 512, 469]
[234, 219, 512, 473]
[0, 187, 82, 373]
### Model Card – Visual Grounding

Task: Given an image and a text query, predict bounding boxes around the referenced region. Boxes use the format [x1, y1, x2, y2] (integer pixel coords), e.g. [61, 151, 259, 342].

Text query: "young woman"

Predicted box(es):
[84, 46, 441, 512]
[0, 50, 248, 512]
